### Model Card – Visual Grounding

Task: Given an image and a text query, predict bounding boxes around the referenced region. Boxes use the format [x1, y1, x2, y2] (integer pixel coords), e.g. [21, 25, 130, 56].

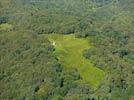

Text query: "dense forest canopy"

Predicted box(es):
[0, 0, 134, 100]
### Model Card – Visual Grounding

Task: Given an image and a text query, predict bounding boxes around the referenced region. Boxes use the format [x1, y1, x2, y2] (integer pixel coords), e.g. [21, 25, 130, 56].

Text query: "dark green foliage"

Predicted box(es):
[0, 0, 134, 99]
[83, 49, 91, 59]
[0, 17, 7, 24]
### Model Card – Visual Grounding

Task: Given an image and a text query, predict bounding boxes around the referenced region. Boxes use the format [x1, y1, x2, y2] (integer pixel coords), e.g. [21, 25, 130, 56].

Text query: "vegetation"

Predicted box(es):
[0, 0, 134, 100]
[47, 34, 104, 88]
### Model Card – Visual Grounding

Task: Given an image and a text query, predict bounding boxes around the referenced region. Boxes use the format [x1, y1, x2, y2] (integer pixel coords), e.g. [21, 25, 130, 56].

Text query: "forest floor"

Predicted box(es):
[46, 34, 105, 88]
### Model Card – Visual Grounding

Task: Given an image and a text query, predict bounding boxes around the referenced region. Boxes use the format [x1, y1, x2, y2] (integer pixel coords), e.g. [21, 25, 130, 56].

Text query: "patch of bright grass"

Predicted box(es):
[0, 23, 12, 31]
[47, 34, 105, 88]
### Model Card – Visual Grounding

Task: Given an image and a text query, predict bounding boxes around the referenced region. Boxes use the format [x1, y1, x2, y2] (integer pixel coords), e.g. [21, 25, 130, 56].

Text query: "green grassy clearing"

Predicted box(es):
[47, 34, 105, 88]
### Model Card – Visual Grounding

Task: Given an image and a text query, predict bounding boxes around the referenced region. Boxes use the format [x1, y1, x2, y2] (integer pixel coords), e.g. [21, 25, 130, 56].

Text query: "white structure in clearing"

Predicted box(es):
[52, 42, 56, 46]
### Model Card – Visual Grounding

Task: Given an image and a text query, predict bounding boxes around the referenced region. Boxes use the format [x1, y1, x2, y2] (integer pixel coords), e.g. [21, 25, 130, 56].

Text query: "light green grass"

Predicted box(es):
[0, 23, 12, 31]
[47, 34, 105, 88]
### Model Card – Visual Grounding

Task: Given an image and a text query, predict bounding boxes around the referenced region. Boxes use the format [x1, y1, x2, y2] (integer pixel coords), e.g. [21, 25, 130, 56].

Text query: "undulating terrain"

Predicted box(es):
[0, 0, 134, 100]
